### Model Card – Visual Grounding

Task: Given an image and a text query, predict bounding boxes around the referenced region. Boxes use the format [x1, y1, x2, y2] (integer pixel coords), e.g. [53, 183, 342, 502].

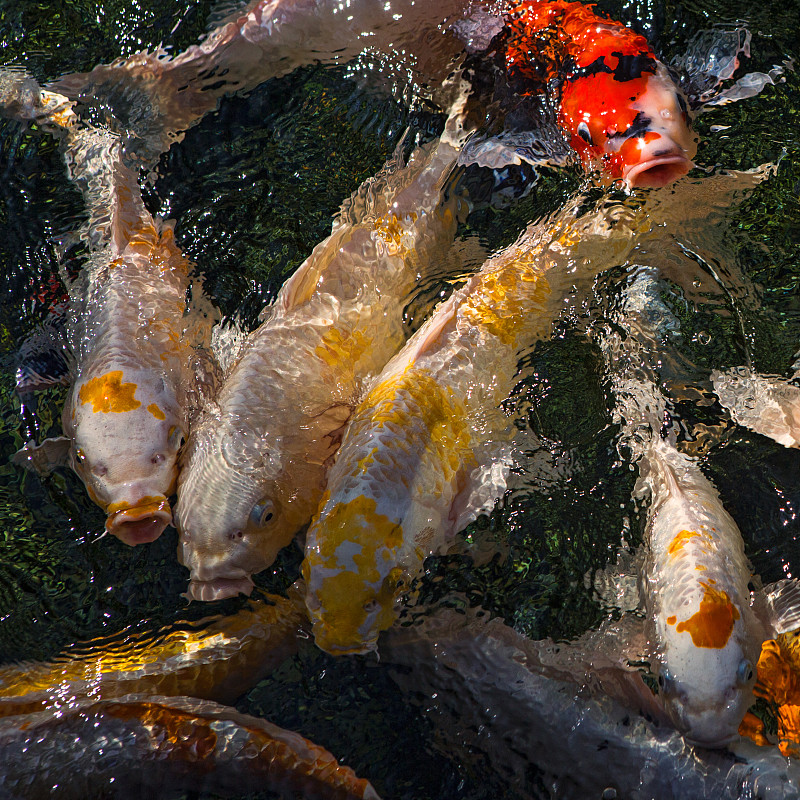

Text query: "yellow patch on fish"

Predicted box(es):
[147, 403, 166, 420]
[373, 212, 418, 254]
[79, 371, 141, 413]
[304, 496, 406, 647]
[462, 259, 552, 346]
[667, 529, 704, 557]
[315, 327, 372, 370]
[106, 496, 168, 515]
[674, 582, 740, 649]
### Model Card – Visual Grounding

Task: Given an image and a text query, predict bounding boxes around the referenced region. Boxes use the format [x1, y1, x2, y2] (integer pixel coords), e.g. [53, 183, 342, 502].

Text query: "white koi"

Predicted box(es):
[176, 85, 474, 601]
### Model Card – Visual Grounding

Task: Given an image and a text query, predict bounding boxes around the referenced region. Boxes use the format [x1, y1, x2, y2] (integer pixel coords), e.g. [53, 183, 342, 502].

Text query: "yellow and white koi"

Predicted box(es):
[302, 193, 652, 655]
[176, 88, 473, 601]
[7, 76, 217, 546]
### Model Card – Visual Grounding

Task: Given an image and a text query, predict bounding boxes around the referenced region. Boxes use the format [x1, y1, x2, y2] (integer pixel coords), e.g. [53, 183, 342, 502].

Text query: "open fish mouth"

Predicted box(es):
[623, 154, 694, 189]
[186, 576, 255, 602]
[106, 498, 172, 546]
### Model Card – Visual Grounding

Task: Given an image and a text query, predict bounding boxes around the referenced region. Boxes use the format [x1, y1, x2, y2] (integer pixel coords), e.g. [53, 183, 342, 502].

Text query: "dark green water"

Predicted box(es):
[0, 0, 799, 797]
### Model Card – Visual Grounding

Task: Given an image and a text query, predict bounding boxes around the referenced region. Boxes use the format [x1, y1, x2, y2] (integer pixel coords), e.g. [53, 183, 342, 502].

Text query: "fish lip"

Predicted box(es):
[186, 576, 255, 602]
[623, 154, 694, 189]
[106, 499, 172, 546]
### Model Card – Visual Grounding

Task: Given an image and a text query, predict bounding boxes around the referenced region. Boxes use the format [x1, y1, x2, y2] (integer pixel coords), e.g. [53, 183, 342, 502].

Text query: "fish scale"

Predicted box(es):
[176, 115, 473, 601]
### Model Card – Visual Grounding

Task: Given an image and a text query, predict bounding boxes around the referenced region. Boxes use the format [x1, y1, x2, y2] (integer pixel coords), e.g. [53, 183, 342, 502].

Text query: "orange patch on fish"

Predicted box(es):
[79, 371, 140, 413]
[667, 529, 702, 557]
[675, 582, 740, 649]
[147, 403, 166, 420]
[667, 615, 676, 625]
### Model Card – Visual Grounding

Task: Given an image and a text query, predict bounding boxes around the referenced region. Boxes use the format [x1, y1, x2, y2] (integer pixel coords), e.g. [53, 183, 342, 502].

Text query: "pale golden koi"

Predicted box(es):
[6, 77, 217, 545]
[0, 588, 306, 716]
[302, 192, 654, 655]
[177, 90, 473, 601]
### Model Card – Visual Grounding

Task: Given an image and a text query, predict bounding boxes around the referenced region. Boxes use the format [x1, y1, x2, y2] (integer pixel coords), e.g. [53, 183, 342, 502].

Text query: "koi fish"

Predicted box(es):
[596, 268, 800, 748]
[49, 0, 471, 164]
[0, 587, 306, 715]
[176, 86, 473, 601]
[4, 73, 217, 546]
[301, 191, 653, 655]
[0, 694, 380, 799]
[712, 366, 800, 448]
[380, 607, 800, 799]
[499, 0, 697, 188]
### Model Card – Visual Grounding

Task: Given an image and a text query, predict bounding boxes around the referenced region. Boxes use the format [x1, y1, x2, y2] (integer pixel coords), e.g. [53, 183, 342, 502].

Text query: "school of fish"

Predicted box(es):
[2, 0, 799, 796]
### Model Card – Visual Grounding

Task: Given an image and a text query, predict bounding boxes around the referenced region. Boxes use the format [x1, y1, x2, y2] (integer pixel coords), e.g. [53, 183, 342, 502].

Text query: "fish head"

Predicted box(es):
[561, 63, 697, 189]
[67, 367, 184, 545]
[655, 587, 761, 748]
[302, 493, 406, 655]
[175, 420, 296, 601]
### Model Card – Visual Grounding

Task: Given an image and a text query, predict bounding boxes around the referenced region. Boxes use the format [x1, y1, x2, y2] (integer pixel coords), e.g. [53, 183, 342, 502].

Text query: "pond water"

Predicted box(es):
[0, 0, 799, 797]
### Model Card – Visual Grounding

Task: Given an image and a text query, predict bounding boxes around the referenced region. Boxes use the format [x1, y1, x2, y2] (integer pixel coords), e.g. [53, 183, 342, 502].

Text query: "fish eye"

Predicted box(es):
[151, 453, 165, 465]
[737, 659, 754, 685]
[363, 598, 380, 613]
[168, 426, 186, 449]
[657, 670, 674, 695]
[250, 500, 275, 527]
[576, 121, 594, 145]
[75, 448, 86, 463]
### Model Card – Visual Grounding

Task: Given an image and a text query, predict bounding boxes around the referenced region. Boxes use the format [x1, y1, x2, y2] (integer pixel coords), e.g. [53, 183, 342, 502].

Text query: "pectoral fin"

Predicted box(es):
[12, 436, 72, 475]
[760, 578, 800, 637]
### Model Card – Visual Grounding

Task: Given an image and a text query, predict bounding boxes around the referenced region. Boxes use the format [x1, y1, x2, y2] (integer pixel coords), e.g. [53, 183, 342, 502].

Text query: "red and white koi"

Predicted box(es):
[501, 0, 697, 188]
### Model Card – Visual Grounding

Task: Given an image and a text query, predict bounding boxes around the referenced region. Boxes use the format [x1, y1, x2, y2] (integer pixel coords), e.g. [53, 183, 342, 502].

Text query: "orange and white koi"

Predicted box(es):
[0, 694, 380, 799]
[176, 87, 473, 601]
[0, 588, 306, 716]
[501, 0, 697, 188]
[596, 269, 768, 747]
[302, 192, 652, 655]
[5, 75, 217, 546]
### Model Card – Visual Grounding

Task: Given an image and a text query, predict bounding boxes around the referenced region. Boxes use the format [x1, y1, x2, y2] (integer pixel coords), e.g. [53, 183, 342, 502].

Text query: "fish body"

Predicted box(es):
[176, 113, 471, 601]
[381, 608, 800, 799]
[6, 79, 216, 546]
[302, 196, 650, 654]
[0, 589, 305, 715]
[638, 438, 763, 747]
[0, 694, 380, 800]
[598, 269, 764, 747]
[502, 0, 697, 188]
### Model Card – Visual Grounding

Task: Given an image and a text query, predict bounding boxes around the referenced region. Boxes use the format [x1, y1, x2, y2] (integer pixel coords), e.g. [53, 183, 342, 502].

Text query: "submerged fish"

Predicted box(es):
[176, 89, 473, 601]
[301, 192, 653, 655]
[500, 0, 698, 188]
[0, 694, 380, 800]
[0, 588, 306, 715]
[596, 268, 800, 748]
[380, 607, 800, 799]
[3, 74, 217, 545]
[712, 366, 800, 448]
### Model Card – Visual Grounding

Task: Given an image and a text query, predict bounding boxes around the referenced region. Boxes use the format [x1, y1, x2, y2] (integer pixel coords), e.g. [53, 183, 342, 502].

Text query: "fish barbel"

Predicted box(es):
[502, 0, 697, 188]
[3, 74, 217, 546]
[301, 192, 653, 655]
[176, 88, 473, 601]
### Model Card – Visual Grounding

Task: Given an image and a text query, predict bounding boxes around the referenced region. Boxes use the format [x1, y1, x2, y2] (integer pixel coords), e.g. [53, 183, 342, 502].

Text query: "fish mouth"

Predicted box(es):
[623, 154, 693, 189]
[106, 498, 172, 546]
[186, 576, 255, 602]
